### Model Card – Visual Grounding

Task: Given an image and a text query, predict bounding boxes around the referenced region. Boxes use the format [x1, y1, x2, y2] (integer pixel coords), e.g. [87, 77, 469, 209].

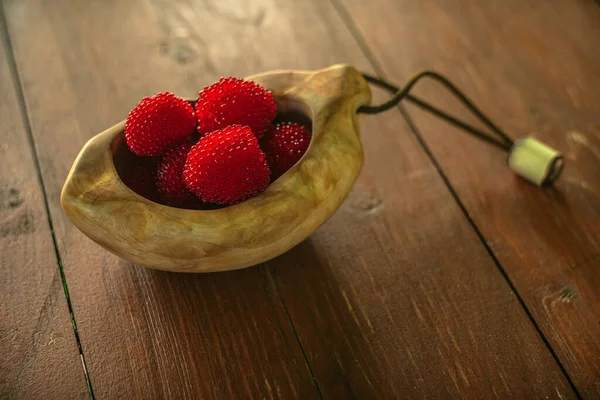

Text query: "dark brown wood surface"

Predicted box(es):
[336, 0, 600, 396]
[2, 0, 599, 398]
[0, 7, 89, 399]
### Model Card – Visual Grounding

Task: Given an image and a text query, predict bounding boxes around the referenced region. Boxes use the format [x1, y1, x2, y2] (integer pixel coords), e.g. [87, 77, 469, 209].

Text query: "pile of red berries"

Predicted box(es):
[121, 77, 311, 207]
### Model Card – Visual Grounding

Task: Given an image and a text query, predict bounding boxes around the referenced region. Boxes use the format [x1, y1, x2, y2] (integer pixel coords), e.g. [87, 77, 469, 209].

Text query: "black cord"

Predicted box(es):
[358, 71, 514, 152]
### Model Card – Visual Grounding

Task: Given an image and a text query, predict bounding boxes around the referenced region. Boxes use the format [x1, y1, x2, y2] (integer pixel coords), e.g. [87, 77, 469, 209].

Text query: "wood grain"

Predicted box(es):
[267, 106, 576, 398]
[61, 65, 371, 272]
[335, 0, 600, 396]
[0, 11, 88, 400]
[3, 0, 580, 398]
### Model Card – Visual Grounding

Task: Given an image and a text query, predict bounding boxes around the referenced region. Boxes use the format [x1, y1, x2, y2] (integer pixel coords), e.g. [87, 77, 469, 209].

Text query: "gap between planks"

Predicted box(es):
[261, 265, 325, 399]
[326, 0, 583, 397]
[0, 5, 96, 400]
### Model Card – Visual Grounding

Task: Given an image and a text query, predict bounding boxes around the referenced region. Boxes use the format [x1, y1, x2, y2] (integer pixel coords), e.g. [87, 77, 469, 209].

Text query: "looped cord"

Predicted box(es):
[358, 71, 514, 152]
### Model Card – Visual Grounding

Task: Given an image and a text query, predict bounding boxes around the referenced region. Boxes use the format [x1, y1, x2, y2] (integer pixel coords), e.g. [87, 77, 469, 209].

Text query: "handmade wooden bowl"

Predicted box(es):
[61, 64, 371, 272]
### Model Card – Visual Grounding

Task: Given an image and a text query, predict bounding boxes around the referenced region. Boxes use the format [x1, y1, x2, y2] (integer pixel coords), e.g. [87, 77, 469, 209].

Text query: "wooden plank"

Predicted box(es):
[0, 11, 89, 400]
[335, 0, 600, 396]
[4, 0, 577, 397]
[267, 101, 577, 398]
[2, 0, 335, 398]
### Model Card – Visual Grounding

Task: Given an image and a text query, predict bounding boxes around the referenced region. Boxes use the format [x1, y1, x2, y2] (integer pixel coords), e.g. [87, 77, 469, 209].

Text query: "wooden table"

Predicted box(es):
[2, 0, 599, 398]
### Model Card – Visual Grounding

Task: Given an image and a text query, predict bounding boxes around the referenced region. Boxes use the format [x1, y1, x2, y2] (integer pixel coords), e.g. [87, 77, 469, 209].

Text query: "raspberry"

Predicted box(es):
[156, 139, 196, 206]
[262, 122, 311, 177]
[196, 77, 276, 138]
[183, 125, 271, 204]
[125, 92, 196, 156]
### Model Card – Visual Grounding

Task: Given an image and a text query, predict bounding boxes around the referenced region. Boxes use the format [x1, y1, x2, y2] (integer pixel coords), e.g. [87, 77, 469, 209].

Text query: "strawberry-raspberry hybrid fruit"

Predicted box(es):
[195, 77, 276, 139]
[125, 92, 197, 156]
[184, 125, 271, 204]
[156, 139, 196, 206]
[262, 122, 311, 177]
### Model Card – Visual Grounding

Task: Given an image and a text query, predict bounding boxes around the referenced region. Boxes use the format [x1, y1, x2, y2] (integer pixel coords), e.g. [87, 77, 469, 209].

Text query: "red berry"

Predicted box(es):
[262, 122, 311, 177]
[156, 140, 196, 206]
[196, 77, 276, 138]
[125, 92, 196, 156]
[183, 125, 271, 204]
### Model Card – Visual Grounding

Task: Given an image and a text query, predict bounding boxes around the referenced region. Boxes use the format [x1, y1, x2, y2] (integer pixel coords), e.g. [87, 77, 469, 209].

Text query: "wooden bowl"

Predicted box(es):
[60, 64, 371, 272]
